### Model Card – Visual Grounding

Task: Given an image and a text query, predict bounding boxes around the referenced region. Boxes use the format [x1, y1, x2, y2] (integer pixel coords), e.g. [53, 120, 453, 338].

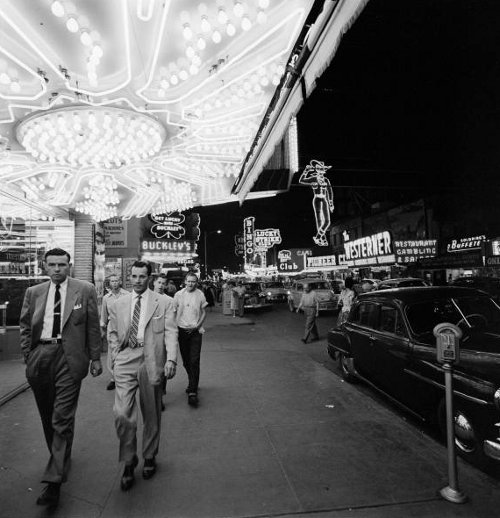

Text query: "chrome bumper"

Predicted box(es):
[484, 439, 500, 460]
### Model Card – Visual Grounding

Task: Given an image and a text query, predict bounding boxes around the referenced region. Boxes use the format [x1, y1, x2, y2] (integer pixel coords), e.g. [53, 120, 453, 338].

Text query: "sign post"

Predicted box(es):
[433, 323, 467, 504]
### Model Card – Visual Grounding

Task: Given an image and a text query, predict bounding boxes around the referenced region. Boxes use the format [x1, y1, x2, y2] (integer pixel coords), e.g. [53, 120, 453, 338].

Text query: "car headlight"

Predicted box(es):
[287, 290, 291, 295]
[267, 291, 272, 296]
[495, 388, 500, 410]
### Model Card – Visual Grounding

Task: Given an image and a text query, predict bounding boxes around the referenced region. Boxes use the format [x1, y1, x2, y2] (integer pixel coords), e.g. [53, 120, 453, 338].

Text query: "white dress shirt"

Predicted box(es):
[41, 278, 69, 339]
[130, 288, 151, 344]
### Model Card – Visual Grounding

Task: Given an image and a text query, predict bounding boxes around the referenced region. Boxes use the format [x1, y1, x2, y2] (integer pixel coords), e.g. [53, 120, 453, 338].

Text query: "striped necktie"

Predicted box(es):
[129, 295, 141, 348]
[51, 284, 61, 338]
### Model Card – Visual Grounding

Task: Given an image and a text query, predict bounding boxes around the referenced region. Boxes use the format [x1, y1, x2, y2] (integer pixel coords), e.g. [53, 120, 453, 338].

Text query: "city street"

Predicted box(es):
[1, 304, 500, 518]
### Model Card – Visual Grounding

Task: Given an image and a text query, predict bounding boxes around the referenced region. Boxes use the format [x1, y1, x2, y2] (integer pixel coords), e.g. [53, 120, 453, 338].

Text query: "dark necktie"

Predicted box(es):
[52, 284, 61, 338]
[129, 295, 141, 348]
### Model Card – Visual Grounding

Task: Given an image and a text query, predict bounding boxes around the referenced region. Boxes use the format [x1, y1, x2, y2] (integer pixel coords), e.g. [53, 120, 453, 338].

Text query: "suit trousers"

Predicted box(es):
[302, 308, 319, 342]
[178, 328, 202, 393]
[26, 343, 82, 484]
[113, 346, 162, 463]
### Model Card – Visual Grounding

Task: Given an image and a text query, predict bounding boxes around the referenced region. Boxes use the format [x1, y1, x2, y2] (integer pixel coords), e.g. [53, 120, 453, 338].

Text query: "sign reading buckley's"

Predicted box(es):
[343, 231, 395, 267]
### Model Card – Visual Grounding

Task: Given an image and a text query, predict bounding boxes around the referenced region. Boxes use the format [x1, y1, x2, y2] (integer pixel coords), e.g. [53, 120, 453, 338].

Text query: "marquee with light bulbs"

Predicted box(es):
[0, 0, 370, 221]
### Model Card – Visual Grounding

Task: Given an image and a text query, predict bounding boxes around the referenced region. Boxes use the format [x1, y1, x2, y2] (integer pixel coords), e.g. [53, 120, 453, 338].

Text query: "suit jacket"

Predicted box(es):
[108, 290, 178, 385]
[19, 277, 102, 381]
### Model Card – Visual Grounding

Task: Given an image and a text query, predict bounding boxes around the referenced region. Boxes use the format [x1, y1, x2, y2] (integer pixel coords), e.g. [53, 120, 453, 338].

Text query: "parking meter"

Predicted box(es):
[434, 323, 462, 365]
[433, 322, 467, 504]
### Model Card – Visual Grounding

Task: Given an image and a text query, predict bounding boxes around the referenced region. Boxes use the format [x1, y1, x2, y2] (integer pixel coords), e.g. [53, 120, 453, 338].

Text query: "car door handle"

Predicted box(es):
[368, 335, 375, 345]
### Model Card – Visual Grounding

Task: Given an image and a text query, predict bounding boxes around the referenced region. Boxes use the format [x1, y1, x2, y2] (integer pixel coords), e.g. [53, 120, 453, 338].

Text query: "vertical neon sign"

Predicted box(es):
[244, 217, 255, 269]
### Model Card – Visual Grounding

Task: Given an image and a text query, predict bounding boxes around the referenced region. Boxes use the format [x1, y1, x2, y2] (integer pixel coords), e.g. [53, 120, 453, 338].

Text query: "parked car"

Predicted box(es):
[377, 277, 429, 290]
[260, 281, 287, 302]
[287, 278, 339, 312]
[327, 286, 500, 468]
[450, 276, 500, 303]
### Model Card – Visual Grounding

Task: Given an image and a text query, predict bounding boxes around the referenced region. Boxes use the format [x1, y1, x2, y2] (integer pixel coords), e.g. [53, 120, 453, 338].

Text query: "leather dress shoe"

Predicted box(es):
[188, 393, 198, 407]
[142, 458, 157, 480]
[106, 380, 115, 390]
[36, 482, 60, 506]
[120, 455, 138, 491]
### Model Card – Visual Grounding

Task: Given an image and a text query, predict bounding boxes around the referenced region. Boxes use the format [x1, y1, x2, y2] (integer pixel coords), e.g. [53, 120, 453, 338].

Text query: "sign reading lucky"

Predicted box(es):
[149, 212, 186, 239]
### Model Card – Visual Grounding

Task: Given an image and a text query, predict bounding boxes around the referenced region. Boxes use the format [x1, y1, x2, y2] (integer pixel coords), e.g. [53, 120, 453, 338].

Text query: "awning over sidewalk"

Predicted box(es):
[232, 0, 371, 200]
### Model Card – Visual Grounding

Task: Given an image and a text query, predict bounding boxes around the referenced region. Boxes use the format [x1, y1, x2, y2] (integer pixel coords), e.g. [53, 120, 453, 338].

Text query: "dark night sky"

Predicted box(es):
[199, 0, 500, 272]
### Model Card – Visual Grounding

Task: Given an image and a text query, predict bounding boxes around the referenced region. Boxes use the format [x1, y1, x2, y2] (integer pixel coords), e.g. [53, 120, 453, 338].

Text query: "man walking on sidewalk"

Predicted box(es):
[19, 248, 103, 507]
[173, 272, 207, 407]
[297, 283, 320, 343]
[108, 261, 178, 491]
[101, 274, 129, 391]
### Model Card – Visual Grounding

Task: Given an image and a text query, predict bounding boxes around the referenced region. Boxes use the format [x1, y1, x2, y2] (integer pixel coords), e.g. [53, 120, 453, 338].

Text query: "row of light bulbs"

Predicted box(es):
[75, 175, 119, 221]
[0, 58, 21, 93]
[152, 179, 196, 214]
[155, 0, 272, 95]
[18, 109, 164, 169]
[49, 1, 103, 87]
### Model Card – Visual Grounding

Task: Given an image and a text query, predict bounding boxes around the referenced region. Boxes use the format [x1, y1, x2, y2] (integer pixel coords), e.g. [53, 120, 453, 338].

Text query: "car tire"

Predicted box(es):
[338, 352, 357, 383]
[288, 299, 295, 312]
[437, 398, 489, 469]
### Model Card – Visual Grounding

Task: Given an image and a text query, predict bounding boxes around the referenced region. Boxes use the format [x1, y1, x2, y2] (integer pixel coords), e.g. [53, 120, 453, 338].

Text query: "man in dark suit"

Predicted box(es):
[19, 248, 103, 507]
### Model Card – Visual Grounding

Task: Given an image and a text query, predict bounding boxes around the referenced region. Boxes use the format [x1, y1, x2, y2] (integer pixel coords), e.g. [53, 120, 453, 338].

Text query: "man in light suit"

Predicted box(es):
[19, 248, 103, 507]
[108, 261, 178, 491]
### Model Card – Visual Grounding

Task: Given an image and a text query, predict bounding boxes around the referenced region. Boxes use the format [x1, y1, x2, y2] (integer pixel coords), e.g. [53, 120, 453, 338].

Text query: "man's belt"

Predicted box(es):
[39, 338, 62, 344]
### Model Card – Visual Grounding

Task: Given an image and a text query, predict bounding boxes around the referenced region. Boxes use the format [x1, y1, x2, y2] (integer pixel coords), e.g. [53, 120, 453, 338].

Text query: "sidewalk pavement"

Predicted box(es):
[1, 306, 499, 518]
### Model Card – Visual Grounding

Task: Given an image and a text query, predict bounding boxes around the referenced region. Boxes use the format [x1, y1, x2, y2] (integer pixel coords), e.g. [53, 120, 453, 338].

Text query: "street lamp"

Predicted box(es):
[204, 229, 222, 278]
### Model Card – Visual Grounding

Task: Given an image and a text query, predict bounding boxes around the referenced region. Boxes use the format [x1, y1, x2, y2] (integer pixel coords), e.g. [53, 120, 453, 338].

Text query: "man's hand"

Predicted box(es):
[90, 359, 103, 377]
[164, 360, 177, 380]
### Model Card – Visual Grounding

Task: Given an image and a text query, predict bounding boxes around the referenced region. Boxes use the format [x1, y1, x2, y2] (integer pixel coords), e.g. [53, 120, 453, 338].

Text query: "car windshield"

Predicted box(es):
[308, 281, 330, 290]
[406, 296, 500, 336]
[244, 283, 260, 291]
[263, 282, 282, 289]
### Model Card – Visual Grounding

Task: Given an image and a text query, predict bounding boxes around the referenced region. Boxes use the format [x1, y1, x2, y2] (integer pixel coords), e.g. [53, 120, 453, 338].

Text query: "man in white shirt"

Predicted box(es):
[101, 274, 129, 390]
[173, 272, 207, 407]
[108, 261, 178, 491]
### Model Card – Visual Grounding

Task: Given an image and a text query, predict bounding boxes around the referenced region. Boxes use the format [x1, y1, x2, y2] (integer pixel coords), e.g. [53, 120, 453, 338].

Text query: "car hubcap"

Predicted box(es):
[454, 412, 477, 453]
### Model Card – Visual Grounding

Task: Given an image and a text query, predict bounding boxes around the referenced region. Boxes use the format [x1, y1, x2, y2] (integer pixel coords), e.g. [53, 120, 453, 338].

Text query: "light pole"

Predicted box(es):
[204, 229, 221, 278]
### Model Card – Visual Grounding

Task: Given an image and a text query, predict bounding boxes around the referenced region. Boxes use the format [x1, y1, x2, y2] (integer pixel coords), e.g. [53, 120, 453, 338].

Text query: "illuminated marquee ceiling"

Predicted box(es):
[0, 0, 320, 221]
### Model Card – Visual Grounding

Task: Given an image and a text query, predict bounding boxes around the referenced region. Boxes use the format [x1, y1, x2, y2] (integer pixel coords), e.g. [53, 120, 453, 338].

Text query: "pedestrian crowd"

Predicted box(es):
[19, 251, 381, 508]
[19, 248, 208, 507]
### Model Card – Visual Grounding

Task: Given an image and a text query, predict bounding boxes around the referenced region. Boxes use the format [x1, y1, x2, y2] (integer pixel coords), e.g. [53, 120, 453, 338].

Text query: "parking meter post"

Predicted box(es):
[433, 322, 467, 504]
[439, 362, 467, 504]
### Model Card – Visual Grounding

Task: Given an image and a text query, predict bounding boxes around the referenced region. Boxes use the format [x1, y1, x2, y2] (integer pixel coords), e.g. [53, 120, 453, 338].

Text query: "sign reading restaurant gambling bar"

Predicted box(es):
[343, 231, 395, 267]
[393, 239, 437, 264]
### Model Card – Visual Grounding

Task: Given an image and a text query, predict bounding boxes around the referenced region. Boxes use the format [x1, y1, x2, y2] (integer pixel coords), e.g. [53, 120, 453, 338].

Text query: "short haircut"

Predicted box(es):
[185, 272, 198, 281]
[156, 273, 167, 280]
[132, 260, 152, 276]
[344, 277, 354, 289]
[44, 248, 71, 262]
[108, 274, 119, 281]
